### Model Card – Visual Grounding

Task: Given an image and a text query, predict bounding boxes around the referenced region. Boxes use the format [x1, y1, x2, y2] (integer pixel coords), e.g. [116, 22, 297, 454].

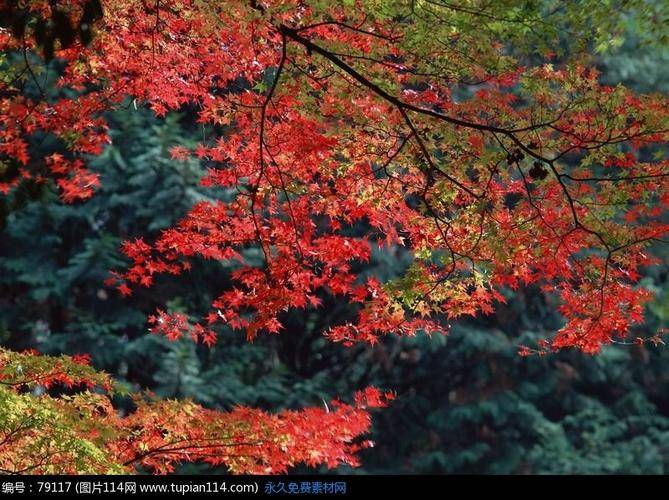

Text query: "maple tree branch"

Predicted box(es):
[0, 420, 33, 448]
[278, 23, 566, 180]
[296, 18, 400, 43]
[123, 439, 264, 467]
[397, 106, 479, 199]
[252, 31, 288, 269]
[561, 172, 669, 183]
[21, 35, 45, 98]
[279, 25, 551, 137]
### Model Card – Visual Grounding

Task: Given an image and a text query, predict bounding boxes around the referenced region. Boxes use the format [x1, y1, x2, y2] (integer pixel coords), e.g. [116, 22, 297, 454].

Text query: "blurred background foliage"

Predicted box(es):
[2, 10, 669, 475]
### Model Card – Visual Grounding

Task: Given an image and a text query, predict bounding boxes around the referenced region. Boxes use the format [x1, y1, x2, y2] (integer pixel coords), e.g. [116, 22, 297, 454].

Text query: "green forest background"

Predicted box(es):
[2, 17, 669, 475]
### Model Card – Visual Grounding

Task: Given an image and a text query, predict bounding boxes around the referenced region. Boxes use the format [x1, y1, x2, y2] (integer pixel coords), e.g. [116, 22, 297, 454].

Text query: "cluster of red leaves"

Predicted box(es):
[148, 309, 217, 346]
[2, 0, 669, 356]
[0, 348, 391, 474]
[0, 9, 108, 198]
[113, 388, 392, 474]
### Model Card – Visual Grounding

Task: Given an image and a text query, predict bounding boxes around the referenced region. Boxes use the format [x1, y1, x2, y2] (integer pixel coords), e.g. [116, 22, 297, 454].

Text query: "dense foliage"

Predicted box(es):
[0, 347, 389, 474]
[1, 0, 669, 474]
